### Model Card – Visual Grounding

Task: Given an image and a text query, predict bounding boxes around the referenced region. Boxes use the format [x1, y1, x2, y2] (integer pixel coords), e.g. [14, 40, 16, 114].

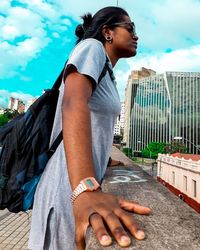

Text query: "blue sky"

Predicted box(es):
[0, 0, 200, 108]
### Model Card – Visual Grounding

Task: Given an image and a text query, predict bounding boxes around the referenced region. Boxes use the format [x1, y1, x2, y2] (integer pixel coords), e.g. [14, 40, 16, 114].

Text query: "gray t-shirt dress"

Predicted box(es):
[28, 38, 121, 250]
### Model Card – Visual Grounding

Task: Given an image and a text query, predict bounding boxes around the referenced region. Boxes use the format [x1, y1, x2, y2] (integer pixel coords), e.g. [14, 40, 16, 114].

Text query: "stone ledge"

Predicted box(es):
[85, 147, 200, 250]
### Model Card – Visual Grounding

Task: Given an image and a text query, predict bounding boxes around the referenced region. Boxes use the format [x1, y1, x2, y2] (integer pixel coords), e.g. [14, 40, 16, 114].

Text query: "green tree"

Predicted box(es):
[0, 110, 20, 127]
[142, 142, 167, 159]
[0, 115, 10, 126]
[123, 147, 132, 157]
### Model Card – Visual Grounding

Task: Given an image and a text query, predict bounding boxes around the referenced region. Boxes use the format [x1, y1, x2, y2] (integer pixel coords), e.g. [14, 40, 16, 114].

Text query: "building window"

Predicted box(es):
[183, 176, 187, 192]
[172, 171, 175, 185]
[192, 180, 197, 198]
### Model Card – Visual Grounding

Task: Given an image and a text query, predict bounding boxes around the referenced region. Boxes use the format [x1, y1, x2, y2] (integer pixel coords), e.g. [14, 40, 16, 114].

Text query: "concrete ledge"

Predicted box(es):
[86, 147, 200, 250]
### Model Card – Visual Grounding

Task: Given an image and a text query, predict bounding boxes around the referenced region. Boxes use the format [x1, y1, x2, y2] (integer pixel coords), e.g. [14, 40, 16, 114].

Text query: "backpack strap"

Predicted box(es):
[98, 56, 115, 83]
[48, 56, 114, 155]
[52, 61, 68, 90]
[47, 131, 63, 157]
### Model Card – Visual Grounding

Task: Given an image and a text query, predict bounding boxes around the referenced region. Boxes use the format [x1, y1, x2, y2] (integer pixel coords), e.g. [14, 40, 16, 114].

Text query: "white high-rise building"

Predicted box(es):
[120, 102, 125, 129]
[114, 102, 125, 135]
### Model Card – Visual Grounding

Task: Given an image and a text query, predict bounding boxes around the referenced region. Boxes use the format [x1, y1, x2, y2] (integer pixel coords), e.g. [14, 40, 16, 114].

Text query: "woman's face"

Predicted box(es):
[109, 15, 138, 58]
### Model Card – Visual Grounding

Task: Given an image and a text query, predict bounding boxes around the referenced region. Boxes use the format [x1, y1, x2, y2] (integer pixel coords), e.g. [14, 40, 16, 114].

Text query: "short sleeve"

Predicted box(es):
[65, 38, 107, 88]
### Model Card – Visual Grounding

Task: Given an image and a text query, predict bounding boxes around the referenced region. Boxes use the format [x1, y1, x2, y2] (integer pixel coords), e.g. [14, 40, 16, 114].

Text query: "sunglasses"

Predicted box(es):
[109, 21, 136, 36]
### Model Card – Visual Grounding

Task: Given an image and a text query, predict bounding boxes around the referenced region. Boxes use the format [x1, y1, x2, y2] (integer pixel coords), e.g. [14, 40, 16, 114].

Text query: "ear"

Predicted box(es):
[101, 25, 113, 38]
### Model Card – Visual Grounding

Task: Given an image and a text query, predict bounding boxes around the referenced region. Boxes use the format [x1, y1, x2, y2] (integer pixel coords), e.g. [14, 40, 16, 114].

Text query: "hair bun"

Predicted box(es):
[75, 24, 84, 39]
[75, 13, 93, 41]
[82, 13, 93, 29]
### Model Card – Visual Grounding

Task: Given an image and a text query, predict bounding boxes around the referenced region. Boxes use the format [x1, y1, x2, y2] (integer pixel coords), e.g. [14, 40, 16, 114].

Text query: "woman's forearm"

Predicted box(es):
[62, 99, 96, 190]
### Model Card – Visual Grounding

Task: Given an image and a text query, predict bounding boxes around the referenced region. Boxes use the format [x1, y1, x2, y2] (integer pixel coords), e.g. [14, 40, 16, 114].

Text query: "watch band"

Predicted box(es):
[71, 177, 100, 204]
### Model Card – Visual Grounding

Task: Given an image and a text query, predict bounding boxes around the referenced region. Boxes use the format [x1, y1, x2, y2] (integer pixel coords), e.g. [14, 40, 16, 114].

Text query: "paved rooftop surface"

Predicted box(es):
[86, 147, 200, 250]
[0, 147, 200, 249]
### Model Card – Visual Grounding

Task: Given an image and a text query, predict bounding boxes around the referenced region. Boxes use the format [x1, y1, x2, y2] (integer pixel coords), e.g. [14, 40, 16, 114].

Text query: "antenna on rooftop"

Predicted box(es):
[117, 0, 118, 6]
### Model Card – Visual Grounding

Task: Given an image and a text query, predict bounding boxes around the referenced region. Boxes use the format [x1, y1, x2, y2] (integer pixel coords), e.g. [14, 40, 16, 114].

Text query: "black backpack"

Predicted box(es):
[0, 58, 110, 213]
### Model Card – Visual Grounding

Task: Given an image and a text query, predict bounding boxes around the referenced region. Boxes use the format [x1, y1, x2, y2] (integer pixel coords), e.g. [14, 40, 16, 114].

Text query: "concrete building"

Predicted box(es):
[120, 102, 125, 129]
[114, 102, 125, 135]
[8, 97, 15, 110]
[114, 115, 121, 135]
[124, 67, 156, 146]
[8, 97, 25, 114]
[157, 153, 200, 213]
[129, 71, 200, 154]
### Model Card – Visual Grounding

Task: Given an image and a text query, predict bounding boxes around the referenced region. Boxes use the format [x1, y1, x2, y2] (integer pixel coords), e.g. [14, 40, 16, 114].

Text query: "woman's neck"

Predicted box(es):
[104, 44, 119, 67]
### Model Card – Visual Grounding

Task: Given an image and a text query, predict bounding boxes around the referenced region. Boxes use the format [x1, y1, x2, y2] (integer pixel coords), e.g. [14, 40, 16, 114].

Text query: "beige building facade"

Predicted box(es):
[157, 153, 200, 213]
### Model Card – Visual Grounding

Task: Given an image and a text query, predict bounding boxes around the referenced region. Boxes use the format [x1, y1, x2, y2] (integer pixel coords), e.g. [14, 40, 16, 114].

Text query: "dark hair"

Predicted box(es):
[75, 6, 129, 44]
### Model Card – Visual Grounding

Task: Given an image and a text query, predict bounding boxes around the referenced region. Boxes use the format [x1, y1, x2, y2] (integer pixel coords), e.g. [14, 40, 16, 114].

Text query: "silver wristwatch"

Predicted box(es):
[71, 177, 100, 204]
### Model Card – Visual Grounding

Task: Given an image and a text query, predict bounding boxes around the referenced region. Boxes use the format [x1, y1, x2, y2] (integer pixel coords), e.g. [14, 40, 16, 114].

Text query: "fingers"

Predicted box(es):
[90, 212, 131, 247]
[90, 209, 146, 247]
[103, 212, 132, 247]
[115, 209, 145, 240]
[89, 213, 112, 246]
[118, 197, 151, 215]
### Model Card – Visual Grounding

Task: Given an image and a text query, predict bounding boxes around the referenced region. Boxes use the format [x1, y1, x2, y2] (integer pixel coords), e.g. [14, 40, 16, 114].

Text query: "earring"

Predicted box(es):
[105, 36, 113, 43]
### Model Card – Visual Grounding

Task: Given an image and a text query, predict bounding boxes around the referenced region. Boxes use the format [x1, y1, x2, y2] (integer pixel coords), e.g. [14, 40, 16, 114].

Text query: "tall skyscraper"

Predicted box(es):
[124, 68, 156, 146]
[129, 71, 200, 154]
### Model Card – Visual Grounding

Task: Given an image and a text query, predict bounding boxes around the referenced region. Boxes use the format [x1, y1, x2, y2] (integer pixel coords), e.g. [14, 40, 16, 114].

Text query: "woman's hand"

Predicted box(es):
[109, 158, 125, 167]
[73, 190, 151, 250]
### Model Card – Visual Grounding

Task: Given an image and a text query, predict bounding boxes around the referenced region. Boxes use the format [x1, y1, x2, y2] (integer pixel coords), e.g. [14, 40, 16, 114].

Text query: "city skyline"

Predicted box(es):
[127, 71, 200, 154]
[0, 0, 200, 108]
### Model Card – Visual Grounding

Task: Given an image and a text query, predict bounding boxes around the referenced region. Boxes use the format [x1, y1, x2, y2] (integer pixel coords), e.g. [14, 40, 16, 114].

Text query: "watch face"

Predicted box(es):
[85, 179, 94, 187]
[83, 177, 100, 191]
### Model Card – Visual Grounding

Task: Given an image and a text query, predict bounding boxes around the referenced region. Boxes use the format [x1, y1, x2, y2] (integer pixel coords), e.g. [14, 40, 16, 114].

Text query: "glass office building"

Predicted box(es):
[129, 72, 200, 154]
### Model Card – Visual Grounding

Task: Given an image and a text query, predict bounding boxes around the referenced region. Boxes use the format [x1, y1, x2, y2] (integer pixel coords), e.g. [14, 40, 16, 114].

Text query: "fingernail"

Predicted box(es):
[136, 230, 145, 240]
[101, 235, 110, 241]
[100, 235, 112, 246]
[120, 236, 131, 243]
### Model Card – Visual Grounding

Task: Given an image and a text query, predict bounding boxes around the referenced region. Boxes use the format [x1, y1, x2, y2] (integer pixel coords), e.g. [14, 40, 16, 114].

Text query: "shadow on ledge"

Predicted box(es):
[85, 147, 200, 250]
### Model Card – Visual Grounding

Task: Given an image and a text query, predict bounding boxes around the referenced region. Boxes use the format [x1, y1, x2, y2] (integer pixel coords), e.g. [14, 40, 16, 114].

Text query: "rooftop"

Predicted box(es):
[171, 152, 200, 161]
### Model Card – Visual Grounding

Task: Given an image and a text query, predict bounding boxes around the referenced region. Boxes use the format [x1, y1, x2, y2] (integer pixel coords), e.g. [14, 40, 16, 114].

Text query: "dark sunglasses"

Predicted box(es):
[109, 21, 136, 36]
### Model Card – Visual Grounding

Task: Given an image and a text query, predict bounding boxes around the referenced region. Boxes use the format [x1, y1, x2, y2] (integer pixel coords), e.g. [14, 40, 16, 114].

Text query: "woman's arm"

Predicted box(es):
[62, 69, 151, 250]
[62, 69, 96, 189]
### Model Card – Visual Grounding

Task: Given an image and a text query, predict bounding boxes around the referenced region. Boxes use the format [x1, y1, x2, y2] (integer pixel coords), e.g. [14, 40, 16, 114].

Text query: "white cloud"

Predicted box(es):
[0, 89, 37, 108]
[1, 7, 46, 40]
[127, 44, 200, 73]
[115, 44, 200, 100]
[0, 1, 73, 79]
[17, 0, 58, 20]
[0, 37, 50, 78]
[52, 32, 60, 38]
[115, 69, 130, 101]
[0, 0, 11, 14]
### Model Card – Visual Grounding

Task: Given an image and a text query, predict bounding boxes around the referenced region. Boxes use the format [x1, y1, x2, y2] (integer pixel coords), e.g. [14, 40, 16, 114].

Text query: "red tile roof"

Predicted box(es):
[171, 153, 200, 161]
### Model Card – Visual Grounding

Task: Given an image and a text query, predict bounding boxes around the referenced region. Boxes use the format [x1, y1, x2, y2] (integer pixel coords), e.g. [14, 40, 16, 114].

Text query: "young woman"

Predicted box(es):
[29, 6, 151, 250]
